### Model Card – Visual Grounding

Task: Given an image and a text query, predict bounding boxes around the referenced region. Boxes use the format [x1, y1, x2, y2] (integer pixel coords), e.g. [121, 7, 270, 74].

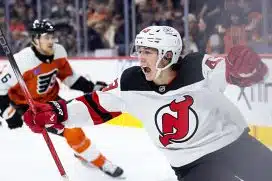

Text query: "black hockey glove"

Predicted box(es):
[5, 110, 23, 129]
[0, 95, 23, 129]
[71, 76, 107, 93]
[93, 81, 108, 91]
[1, 106, 23, 129]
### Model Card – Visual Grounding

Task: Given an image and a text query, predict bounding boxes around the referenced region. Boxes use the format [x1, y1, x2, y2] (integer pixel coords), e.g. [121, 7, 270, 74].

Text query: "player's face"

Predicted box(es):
[35, 33, 55, 56]
[138, 47, 158, 81]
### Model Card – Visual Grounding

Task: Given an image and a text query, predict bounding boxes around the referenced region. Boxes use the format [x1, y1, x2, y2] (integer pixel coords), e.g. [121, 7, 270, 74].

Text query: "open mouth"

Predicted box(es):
[142, 67, 151, 74]
[48, 45, 53, 49]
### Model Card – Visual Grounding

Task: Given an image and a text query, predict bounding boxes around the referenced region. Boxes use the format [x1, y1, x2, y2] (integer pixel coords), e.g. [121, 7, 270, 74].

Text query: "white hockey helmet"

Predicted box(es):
[132, 26, 183, 71]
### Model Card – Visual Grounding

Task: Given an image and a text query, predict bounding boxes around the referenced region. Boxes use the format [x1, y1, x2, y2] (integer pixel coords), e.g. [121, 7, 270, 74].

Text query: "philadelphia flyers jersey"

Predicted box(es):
[0, 44, 79, 105]
[65, 52, 248, 167]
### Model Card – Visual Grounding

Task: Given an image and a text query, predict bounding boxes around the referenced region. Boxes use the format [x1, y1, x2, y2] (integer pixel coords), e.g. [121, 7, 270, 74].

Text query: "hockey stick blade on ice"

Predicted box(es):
[0, 28, 69, 181]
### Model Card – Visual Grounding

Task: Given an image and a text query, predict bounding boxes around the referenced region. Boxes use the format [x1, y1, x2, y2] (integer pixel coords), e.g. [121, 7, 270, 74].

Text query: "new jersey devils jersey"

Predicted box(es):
[0, 44, 79, 105]
[65, 52, 248, 167]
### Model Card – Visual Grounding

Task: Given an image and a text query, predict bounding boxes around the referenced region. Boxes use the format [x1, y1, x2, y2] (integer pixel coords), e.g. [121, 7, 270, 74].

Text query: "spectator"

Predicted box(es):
[104, 14, 124, 48]
[239, 0, 262, 42]
[10, 18, 26, 32]
[223, 11, 248, 53]
[10, 0, 30, 25]
[214, 0, 263, 53]
[50, 0, 75, 31]
[25, 7, 36, 26]
[87, 28, 105, 51]
[198, 0, 225, 37]
[10, 29, 29, 53]
[93, 21, 111, 48]
[171, 7, 183, 34]
[206, 33, 224, 54]
[2, 0, 271, 57]
[182, 13, 199, 54]
[87, 1, 111, 28]
[0, 6, 4, 28]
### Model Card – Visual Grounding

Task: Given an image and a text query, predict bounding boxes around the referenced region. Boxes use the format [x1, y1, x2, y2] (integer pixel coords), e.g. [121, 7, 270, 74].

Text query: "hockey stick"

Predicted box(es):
[0, 28, 69, 181]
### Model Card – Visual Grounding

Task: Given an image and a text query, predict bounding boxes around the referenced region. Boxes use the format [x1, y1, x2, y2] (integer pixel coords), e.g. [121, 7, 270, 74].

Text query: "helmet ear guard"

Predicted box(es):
[163, 51, 174, 62]
[157, 51, 174, 69]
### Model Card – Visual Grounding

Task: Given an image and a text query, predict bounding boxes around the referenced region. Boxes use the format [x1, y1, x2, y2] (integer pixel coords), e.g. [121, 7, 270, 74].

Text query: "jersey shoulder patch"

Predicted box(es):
[203, 54, 225, 70]
[202, 54, 225, 78]
[120, 66, 151, 91]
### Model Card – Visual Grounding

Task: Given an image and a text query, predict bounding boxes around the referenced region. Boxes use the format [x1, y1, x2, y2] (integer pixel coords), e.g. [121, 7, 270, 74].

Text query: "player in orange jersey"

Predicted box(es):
[0, 19, 124, 178]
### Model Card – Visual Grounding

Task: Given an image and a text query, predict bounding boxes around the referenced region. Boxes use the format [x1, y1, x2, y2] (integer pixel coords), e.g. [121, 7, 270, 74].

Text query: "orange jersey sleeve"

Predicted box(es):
[55, 57, 73, 81]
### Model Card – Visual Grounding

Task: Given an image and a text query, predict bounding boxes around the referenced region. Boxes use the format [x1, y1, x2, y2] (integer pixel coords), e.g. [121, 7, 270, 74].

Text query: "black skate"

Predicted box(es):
[99, 159, 124, 178]
[74, 154, 125, 178]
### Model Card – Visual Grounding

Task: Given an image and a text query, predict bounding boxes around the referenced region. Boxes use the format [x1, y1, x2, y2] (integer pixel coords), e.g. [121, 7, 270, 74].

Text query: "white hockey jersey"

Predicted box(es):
[64, 52, 248, 167]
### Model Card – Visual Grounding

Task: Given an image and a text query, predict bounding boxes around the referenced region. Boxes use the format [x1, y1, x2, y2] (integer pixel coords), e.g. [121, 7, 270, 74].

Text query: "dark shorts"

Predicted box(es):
[172, 129, 272, 181]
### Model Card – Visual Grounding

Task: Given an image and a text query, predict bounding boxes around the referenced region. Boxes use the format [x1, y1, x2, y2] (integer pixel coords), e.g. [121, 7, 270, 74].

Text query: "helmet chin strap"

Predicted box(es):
[154, 68, 162, 79]
[154, 57, 174, 80]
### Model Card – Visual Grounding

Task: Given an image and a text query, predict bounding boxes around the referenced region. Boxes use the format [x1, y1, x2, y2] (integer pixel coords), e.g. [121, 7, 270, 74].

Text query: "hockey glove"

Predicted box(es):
[0, 94, 23, 129]
[93, 81, 108, 91]
[5, 108, 23, 129]
[1, 105, 23, 129]
[71, 76, 107, 93]
[225, 45, 268, 87]
[23, 100, 68, 133]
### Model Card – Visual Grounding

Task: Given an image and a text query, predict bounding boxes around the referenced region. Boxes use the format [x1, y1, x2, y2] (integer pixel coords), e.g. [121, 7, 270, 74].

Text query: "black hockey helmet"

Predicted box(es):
[30, 19, 55, 41]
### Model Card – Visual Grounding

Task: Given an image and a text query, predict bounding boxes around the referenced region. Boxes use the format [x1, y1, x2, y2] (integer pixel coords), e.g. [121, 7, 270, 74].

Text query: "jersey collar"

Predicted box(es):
[31, 46, 54, 63]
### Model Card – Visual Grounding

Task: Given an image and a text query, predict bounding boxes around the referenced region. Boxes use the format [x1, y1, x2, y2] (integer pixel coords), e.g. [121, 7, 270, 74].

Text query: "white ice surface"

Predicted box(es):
[0, 121, 177, 181]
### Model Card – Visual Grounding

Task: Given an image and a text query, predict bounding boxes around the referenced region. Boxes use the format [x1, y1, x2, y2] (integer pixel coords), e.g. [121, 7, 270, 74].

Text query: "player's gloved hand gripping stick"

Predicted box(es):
[0, 28, 69, 181]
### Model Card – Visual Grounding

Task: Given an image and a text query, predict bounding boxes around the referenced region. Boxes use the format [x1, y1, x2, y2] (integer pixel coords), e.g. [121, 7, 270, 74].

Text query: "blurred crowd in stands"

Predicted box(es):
[0, 0, 272, 56]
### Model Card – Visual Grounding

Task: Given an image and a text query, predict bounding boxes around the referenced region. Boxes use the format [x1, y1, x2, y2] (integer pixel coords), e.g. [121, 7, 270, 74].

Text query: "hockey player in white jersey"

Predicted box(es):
[0, 19, 124, 178]
[23, 25, 272, 181]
